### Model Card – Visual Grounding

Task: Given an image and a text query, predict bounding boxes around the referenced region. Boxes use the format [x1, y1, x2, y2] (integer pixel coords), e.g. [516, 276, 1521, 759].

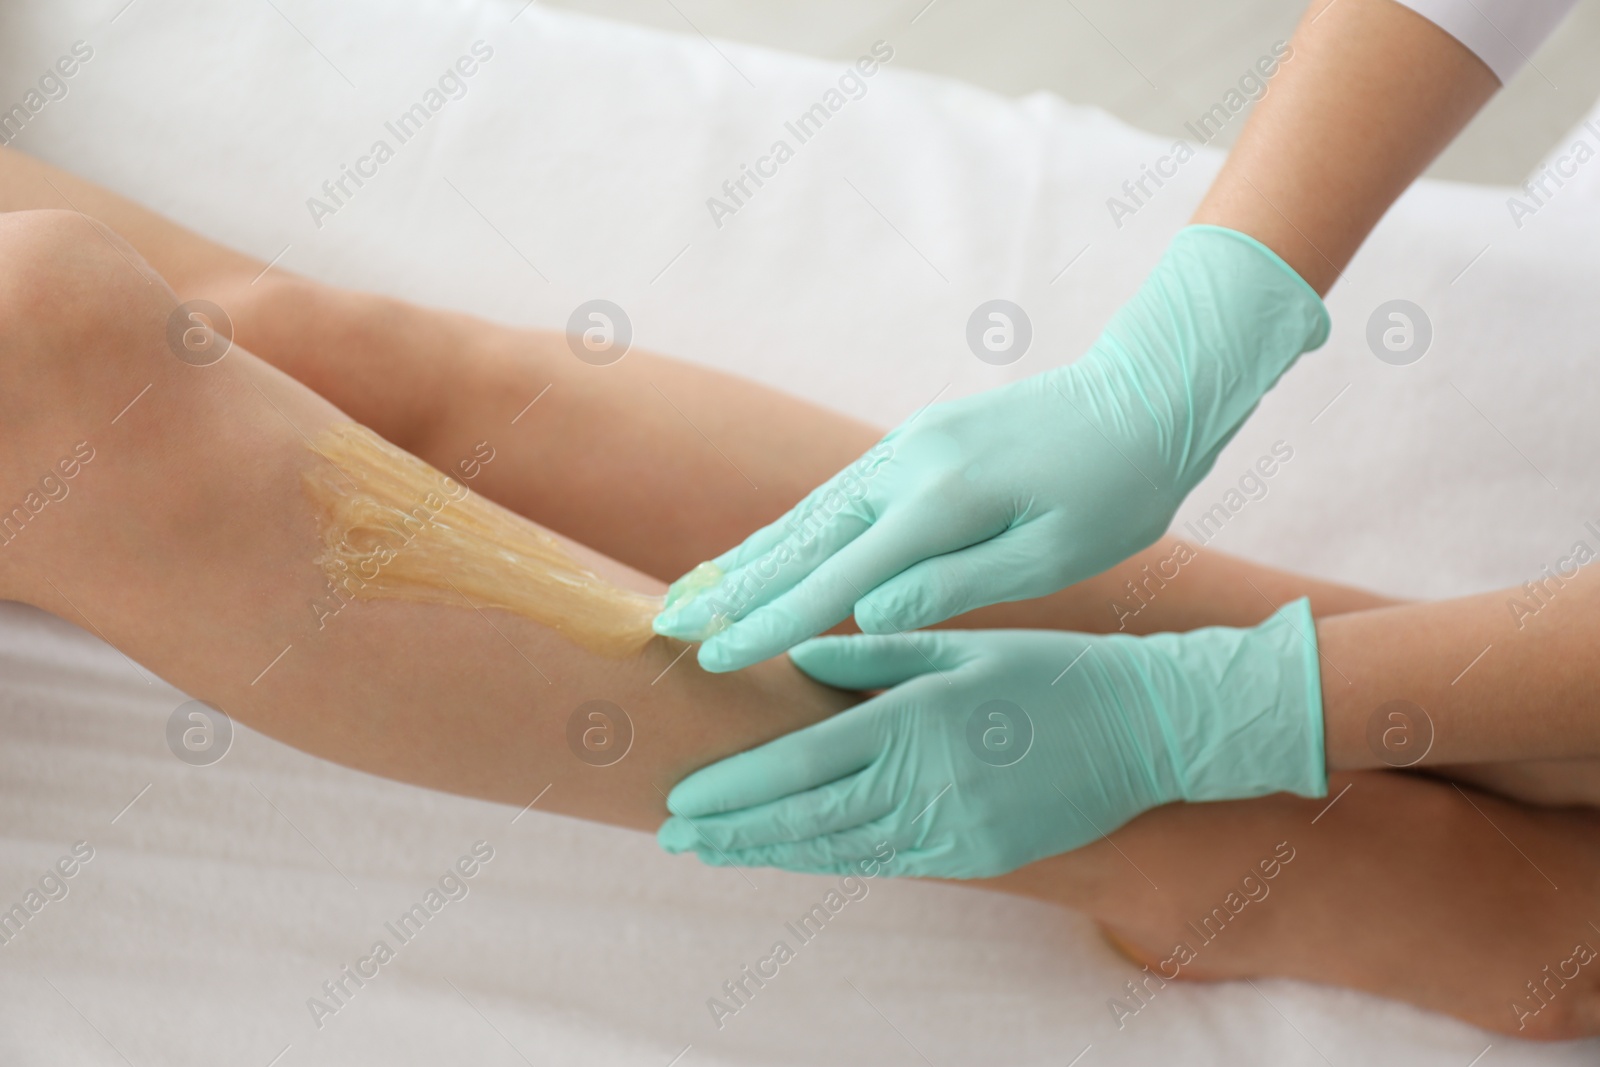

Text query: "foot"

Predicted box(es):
[1077, 771, 1600, 1039]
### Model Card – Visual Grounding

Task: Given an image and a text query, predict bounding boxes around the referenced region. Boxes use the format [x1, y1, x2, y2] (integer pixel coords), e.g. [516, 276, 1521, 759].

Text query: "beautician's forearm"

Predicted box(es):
[1192, 0, 1499, 293]
[1320, 565, 1600, 769]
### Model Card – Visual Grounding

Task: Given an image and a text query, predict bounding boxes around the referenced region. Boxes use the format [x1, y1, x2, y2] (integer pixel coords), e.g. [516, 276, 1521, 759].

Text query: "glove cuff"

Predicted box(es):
[1264, 596, 1329, 799]
[1058, 224, 1332, 500]
[1176, 597, 1329, 802]
[1178, 224, 1331, 352]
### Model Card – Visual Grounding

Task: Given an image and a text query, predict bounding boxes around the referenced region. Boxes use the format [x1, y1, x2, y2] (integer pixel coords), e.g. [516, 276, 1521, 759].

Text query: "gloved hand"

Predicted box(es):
[652, 225, 1328, 672]
[658, 600, 1326, 879]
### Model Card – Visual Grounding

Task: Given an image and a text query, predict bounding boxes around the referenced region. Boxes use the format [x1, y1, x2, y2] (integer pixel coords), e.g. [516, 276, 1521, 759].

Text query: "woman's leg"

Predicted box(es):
[0, 207, 856, 830]
[3, 208, 1598, 1039]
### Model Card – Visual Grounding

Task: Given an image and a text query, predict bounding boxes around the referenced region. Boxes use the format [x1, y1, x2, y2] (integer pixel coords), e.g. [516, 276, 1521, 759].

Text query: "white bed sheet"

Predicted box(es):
[1, 1, 1598, 1063]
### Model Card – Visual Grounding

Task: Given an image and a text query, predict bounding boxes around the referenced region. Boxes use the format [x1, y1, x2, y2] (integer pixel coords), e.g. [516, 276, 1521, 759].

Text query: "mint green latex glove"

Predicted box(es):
[658, 600, 1325, 879]
[653, 225, 1328, 672]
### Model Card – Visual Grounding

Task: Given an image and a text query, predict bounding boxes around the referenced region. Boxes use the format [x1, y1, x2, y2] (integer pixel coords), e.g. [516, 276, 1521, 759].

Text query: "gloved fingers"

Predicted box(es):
[664, 704, 882, 818]
[854, 532, 1055, 632]
[658, 772, 893, 854]
[654, 497, 873, 642]
[692, 819, 909, 876]
[696, 515, 958, 672]
[787, 632, 964, 691]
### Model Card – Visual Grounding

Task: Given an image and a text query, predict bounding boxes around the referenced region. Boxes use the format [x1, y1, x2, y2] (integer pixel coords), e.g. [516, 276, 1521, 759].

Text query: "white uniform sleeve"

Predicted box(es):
[1391, 0, 1577, 82]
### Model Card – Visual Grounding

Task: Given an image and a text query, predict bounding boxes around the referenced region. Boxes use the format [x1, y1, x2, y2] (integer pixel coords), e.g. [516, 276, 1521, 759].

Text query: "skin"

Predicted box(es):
[1322, 578, 1600, 772]
[0, 144, 1597, 1036]
[1192, 0, 1502, 294]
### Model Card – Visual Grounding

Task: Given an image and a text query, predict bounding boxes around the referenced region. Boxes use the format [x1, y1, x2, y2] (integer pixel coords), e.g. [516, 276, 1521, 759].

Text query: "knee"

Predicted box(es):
[0, 208, 169, 344]
[0, 209, 176, 418]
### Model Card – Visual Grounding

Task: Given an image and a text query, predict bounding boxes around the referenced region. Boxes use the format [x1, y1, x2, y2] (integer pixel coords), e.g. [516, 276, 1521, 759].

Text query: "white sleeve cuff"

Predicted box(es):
[1391, 0, 1576, 82]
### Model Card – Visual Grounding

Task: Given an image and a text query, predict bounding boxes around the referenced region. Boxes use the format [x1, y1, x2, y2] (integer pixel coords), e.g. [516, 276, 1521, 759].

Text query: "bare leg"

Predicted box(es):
[0, 208, 864, 831]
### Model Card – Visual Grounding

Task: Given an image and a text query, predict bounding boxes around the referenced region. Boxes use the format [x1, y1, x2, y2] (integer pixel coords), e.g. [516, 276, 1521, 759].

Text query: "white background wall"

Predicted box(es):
[550, 0, 1600, 184]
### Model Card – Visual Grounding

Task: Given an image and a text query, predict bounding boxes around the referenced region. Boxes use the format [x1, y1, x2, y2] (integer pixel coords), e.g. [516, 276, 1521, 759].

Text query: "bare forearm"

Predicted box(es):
[1321, 565, 1600, 770]
[1192, 0, 1499, 292]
